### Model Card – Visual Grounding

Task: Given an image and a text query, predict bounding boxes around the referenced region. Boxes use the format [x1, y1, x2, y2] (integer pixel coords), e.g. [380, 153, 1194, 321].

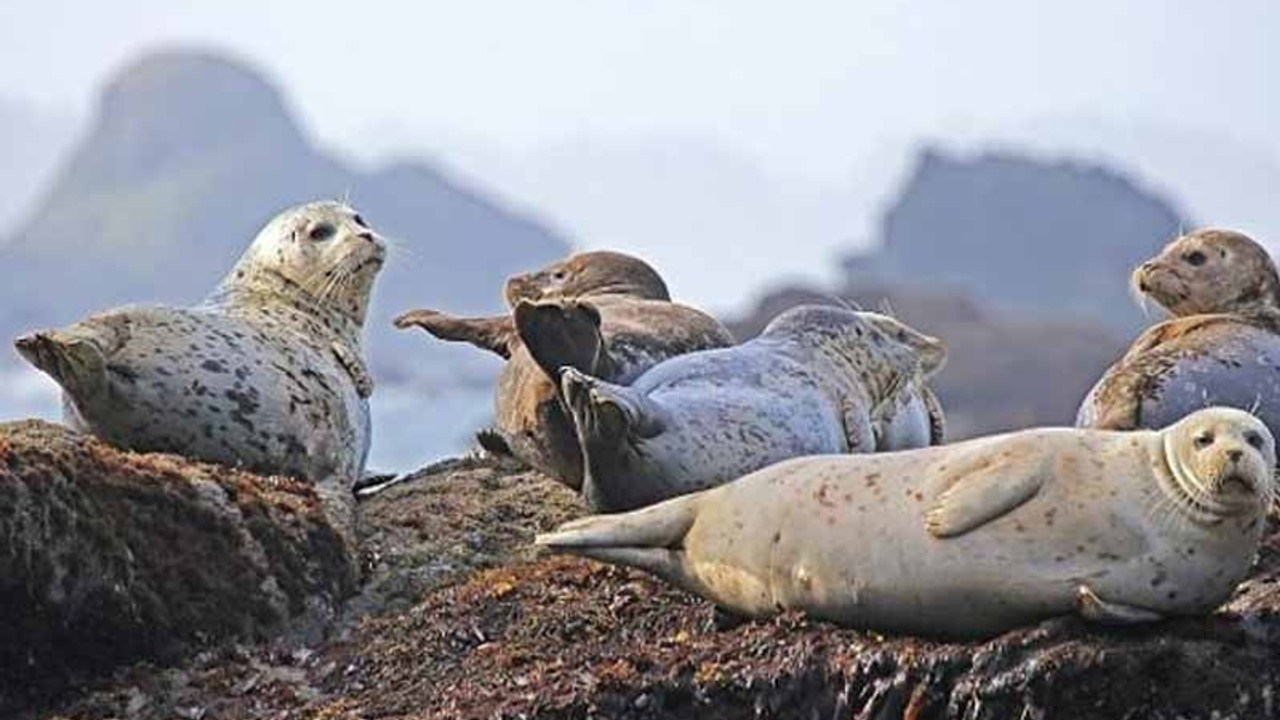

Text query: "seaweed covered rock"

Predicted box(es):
[30, 455, 1280, 719]
[0, 420, 360, 712]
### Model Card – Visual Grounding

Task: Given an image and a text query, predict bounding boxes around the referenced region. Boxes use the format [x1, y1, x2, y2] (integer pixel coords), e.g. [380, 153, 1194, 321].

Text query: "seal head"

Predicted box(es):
[504, 251, 670, 306]
[1159, 407, 1276, 522]
[218, 200, 387, 325]
[1132, 229, 1279, 317]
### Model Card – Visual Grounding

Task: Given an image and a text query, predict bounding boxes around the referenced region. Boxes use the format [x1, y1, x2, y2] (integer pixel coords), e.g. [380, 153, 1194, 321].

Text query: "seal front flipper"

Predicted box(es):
[515, 300, 613, 380]
[925, 454, 1046, 538]
[1075, 585, 1163, 625]
[393, 309, 516, 359]
[536, 492, 701, 587]
[331, 342, 374, 398]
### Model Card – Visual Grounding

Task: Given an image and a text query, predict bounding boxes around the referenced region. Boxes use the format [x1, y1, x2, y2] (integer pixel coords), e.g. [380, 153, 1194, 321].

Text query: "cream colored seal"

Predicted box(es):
[394, 251, 733, 489]
[560, 305, 946, 512]
[539, 407, 1274, 639]
[15, 200, 385, 486]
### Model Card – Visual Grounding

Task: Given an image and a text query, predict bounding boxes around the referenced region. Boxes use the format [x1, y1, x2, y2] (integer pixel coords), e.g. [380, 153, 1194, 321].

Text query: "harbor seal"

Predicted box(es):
[540, 407, 1274, 639]
[14, 200, 384, 485]
[560, 305, 947, 512]
[1131, 229, 1280, 317]
[394, 251, 733, 488]
[1078, 229, 1280, 435]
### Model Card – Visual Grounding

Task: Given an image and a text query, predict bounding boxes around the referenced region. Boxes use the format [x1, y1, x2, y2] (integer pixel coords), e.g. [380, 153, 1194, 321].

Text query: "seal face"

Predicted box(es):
[395, 250, 733, 488]
[14, 200, 386, 485]
[539, 407, 1274, 639]
[561, 305, 947, 512]
[1079, 228, 1280, 437]
[1132, 229, 1280, 317]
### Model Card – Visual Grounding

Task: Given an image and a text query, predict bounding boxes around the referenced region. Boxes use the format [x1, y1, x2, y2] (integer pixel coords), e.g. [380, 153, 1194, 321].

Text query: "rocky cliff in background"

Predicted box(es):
[0, 50, 571, 382]
[845, 148, 1187, 333]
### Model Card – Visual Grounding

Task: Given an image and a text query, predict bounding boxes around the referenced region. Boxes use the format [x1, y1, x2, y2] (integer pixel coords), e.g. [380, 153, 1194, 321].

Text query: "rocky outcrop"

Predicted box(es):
[25, 453, 1280, 720]
[845, 148, 1187, 333]
[0, 421, 359, 714]
[0, 49, 570, 379]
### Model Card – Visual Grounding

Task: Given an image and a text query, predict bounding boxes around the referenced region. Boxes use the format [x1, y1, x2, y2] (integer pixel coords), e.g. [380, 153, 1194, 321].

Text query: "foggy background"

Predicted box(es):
[2, 1, 1277, 472]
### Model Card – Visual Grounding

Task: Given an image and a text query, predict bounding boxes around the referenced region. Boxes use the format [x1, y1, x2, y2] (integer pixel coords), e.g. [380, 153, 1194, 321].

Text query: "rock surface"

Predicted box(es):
[0, 421, 359, 714]
[19, 450, 1280, 720]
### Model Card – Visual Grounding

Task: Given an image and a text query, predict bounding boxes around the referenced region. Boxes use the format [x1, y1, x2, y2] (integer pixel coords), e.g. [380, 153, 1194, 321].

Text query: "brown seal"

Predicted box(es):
[1079, 229, 1280, 435]
[394, 251, 734, 488]
[1132, 228, 1280, 317]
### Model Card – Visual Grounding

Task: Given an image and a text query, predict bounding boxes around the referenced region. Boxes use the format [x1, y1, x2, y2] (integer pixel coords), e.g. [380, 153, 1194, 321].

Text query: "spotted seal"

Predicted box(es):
[394, 251, 733, 488]
[1078, 229, 1280, 435]
[14, 200, 385, 486]
[559, 305, 946, 512]
[540, 407, 1274, 639]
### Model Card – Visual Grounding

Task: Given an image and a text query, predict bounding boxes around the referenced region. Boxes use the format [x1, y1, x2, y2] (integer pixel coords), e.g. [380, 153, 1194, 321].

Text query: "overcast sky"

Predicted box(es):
[2, 1, 1278, 308]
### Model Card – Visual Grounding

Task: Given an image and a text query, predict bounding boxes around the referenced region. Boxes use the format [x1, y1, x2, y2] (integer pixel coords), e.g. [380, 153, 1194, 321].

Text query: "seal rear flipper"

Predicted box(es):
[393, 309, 516, 359]
[536, 493, 701, 583]
[515, 300, 613, 381]
[560, 367, 666, 443]
[13, 330, 110, 400]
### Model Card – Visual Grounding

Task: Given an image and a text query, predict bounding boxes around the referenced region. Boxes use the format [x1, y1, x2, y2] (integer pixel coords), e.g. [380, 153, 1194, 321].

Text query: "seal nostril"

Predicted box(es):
[1228, 449, 1244, 463]
[358, 231, 375, 242]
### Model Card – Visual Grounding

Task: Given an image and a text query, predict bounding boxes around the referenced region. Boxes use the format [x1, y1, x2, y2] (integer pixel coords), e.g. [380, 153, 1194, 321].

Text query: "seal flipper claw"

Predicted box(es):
[14, 330, 109, 400]
[515, 300, 613, 381]
[1076, 585, 1163, 625]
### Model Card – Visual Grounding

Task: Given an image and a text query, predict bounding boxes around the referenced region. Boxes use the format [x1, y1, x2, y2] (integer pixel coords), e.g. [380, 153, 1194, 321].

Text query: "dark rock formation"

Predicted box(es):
[0, 49, 571, 379]
[846, 148, 1188, 332]
[28, 455, 1280, 720]
[727, 285, 1124, 439]
[0, 421, 359, 714]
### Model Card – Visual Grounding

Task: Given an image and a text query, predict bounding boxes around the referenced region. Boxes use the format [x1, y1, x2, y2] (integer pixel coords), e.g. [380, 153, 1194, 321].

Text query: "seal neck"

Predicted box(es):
[205, 267, 365, 349]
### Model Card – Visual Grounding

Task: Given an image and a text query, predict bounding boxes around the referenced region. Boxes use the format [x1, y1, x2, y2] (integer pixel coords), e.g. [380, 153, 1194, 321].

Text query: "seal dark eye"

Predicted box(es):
[551, 270, 568, 281]
[1246, 431, 1265, 450]
[1183, 250, 1207, 267]
[1194, 431, 1215, 449]
[308, 224, 335, 241]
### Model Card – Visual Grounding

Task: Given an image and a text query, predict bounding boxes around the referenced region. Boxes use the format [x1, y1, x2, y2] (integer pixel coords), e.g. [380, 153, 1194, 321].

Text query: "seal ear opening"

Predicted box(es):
[514, 300, 611, 381]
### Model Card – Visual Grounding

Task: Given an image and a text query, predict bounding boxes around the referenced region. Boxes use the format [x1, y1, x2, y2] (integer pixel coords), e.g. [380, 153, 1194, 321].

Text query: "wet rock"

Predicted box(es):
[0, 420, 359, 713]
[28, 454, 1280, 719]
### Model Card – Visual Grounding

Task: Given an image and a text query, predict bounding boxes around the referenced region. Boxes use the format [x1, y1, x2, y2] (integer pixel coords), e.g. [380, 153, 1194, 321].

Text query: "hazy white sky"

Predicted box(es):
[2, 1, 1278, 308]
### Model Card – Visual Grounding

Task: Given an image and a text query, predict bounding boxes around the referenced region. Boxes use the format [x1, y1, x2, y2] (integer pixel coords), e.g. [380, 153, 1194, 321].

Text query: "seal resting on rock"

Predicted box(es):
[1078, 229, 1280, 435]
[560, 305, 947, 512]
[15, 200, 385, 486]
[540, 407, 1274, 639]
[394, 251, 733, 489]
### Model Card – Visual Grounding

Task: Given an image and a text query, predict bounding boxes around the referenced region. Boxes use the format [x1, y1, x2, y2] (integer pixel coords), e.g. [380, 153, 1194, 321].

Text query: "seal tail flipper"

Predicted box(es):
[514, 300, 613, 381]
[535, 492, 701, 583]
[560, 367, 666, 443]
[13, 330, 109, 399]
